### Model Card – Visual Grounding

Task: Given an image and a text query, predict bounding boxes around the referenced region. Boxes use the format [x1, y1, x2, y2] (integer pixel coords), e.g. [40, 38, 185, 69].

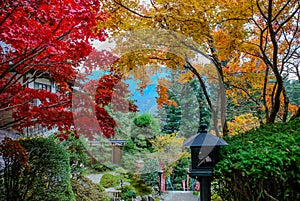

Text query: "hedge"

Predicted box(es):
[214, 118, 300, 201]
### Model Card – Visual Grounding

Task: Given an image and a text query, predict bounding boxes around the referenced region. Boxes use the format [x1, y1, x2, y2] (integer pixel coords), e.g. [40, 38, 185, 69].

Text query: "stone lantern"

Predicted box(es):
[183, 124, 228, 201]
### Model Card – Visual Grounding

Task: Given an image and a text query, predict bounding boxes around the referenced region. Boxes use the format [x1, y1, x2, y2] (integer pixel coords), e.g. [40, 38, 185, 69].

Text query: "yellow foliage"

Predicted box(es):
[149, 133, 186, 167]
[150, 133, 185, 150]
[99, 0, 299, 121]
[227, 113, 260, 135]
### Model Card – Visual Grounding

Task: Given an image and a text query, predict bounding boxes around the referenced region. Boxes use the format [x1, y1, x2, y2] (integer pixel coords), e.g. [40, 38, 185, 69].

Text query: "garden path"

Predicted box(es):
[86, 173, 103, 183]
[86, 174, 199, 201]
[162, 191, 199, 201]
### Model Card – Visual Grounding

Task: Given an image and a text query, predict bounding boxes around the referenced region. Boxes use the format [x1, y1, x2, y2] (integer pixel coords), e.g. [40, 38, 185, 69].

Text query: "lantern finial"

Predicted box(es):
[199, 123, 207, 132]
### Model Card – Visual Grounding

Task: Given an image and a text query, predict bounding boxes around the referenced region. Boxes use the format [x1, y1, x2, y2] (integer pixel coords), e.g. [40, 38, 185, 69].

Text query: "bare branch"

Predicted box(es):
[228, 83, 262, 107]
[113, 0, 152, 18]
[0, 45, 46, 80]
[150, 0, 158, 10]
[275, 3, 300, 34]
[185, 60, 213, 111]
[263, 190, 279, 201]
[0, 117, 26, 130]
[256, 0, 268, 21]
[0, 6, 17, 26]
[272, 0, 291, 22]
[0, 102, 29, 112]
[185, 60, 222, 136]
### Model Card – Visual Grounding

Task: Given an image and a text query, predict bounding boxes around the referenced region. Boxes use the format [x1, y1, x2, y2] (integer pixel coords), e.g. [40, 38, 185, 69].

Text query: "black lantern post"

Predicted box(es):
[183, 124, 227, 201]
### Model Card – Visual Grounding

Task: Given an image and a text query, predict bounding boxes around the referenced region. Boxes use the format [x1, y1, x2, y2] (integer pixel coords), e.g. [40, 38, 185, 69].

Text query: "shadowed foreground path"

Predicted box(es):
[162, 191, 199, 201]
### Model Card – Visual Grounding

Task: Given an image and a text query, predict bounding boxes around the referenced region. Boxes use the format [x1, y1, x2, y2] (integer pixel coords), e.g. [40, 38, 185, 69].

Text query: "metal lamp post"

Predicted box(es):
[183, 124, 228, 201]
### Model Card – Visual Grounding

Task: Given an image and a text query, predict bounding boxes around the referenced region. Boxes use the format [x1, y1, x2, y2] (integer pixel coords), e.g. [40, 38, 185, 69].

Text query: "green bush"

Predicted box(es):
[0, 136, 75, 201]
[71, 176, 110, 201]
[133, 113, 155, 127]
[128, 175, 152, 196]
[100, 173, 119, 188]
[214, 118, 300, 201]
[141, 158, 159, 186]
[89, 162, 112, 172]
[117, 185, 136, 201]
[171, 156, 190, 190]
[59, 133, 89, 177]
[131, 113, 161, 140]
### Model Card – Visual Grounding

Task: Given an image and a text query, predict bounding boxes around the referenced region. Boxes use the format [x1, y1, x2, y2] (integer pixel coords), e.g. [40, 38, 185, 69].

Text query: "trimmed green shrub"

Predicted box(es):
[214, 118, 300, 201]
[21, 137, 75, 201]
[131, 113, 161, 140]
[71, 176, 110, 201]
[100, 173, 119, 188]
[0, 136, 75, 201]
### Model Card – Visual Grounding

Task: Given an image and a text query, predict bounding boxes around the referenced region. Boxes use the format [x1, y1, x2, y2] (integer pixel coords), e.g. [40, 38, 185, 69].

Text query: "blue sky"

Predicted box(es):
[126, 66, 171, 113]
[87, 70, 169, 114]
[128, 82, 158, 113]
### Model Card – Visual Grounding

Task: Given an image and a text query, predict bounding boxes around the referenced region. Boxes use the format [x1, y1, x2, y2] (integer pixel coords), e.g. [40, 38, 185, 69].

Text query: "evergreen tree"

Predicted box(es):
[285, 80, 300, 106]
[156, 70, 210, 138]
[130, 113, 161, 149]
[159, 92, 182, 134]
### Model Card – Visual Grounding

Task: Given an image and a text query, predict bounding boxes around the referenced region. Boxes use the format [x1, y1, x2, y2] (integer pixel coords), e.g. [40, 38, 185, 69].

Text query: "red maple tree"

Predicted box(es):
[0, 0, 134, 139]
[72, 71, 138, 140]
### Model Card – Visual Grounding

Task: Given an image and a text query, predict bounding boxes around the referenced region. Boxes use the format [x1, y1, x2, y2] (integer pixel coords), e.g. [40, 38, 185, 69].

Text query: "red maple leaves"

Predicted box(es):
[73, 72, 138, 140]
[0, 0, 135, 139]
[0, 137, 30, 169]
[1, 0, 107, 79]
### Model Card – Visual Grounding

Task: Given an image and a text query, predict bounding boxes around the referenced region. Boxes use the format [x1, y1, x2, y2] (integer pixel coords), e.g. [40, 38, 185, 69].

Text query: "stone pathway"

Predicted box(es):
[86, 173, 103, 183]
[162, 191, 199, 201]
[86, 174, 199, 201]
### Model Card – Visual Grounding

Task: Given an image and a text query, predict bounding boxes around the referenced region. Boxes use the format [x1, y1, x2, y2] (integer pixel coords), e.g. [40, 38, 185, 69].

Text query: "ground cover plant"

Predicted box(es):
[100, 173, 120, 188]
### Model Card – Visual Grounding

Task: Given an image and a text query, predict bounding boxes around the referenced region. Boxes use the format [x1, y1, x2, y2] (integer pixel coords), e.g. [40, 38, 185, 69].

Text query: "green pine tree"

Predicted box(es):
[156, 70, 210, 138]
